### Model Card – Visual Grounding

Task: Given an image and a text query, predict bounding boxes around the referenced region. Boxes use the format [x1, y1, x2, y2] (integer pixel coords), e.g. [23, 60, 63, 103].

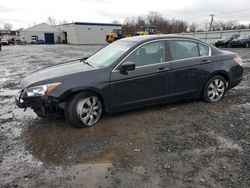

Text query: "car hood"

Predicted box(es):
[20, 61, 96, 88]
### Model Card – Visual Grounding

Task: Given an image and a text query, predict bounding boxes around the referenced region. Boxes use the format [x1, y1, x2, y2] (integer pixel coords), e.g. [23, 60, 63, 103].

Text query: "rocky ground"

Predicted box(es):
[0, 44, 250, 188]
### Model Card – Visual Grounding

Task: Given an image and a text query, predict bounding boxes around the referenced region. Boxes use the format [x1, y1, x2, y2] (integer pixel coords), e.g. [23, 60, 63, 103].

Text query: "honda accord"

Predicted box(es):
[16, 35, 244, 127]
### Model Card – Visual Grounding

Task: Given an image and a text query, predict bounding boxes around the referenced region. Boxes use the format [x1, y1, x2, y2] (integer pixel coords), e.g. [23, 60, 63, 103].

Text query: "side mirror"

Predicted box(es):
[120, 62, 136, 73]
[80, 56, 89, 62]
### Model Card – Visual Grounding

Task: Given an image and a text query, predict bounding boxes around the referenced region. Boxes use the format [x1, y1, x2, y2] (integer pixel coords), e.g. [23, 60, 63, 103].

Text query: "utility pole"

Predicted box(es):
[209, 14, 215, 31]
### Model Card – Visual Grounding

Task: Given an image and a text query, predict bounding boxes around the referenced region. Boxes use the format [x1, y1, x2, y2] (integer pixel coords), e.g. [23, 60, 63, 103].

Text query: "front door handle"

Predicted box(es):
[157, 67, 170, 71]
[158, 67, 165, 70]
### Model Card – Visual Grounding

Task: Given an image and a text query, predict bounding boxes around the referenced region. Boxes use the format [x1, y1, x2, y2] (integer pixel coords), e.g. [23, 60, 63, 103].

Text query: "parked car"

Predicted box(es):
[36, 39, 45, 44]
[16, 35, 244, 128]
[30, 35, 38, 44]
[8, 38, 15, 45]
[228, 35, 250, 48]
[0, 39, 9, 45]
[30, 36, 44, 44]
[31, 39, 45, 44]
[16, 40, 27, 45]
[215, 34, 239, 48]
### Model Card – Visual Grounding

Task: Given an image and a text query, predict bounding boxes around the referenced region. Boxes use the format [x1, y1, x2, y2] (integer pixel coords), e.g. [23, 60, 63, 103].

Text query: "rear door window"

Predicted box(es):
[169, 40, 199, 61]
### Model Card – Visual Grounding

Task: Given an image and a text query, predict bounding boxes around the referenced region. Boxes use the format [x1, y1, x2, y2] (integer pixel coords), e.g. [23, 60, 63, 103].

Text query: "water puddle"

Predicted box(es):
[62, 147, 123, 187]
[63, 163, 112, 188]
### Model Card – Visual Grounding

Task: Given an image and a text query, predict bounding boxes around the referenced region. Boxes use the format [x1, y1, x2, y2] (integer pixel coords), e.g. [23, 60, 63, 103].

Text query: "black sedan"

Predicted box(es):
[16, 35, 244, 127]
[228, 35, 250, 48]
[214, 34, 239, 48]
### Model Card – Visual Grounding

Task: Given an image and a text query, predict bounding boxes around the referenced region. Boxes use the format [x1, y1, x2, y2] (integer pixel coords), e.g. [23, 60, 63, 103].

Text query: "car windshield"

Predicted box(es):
[86, 41, 135, 68]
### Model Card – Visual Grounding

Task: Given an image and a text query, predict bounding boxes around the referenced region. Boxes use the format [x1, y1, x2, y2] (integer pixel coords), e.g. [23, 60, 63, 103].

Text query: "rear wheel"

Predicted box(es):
[203, 76, 227, 103]
[65, 92, 103, 128]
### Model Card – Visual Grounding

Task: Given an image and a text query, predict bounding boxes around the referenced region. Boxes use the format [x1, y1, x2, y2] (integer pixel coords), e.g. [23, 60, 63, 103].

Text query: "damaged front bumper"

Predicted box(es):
[15, 90, 28, 108]
[15, 89, 62, 117]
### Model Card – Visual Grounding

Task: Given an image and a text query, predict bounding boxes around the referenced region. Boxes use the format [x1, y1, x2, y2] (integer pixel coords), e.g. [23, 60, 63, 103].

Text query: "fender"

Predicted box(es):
[57, 86, 110, 112]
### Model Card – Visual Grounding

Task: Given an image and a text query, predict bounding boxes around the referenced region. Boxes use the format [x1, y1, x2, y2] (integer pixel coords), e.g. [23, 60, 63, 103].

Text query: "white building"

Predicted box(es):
[57, 22, 121, 45]
[20, 23, 65, 44]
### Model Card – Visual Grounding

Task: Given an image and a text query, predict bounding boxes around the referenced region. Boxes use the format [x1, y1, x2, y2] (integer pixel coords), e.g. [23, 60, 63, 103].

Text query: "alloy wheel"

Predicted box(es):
[207, 79, 225, 102]
[76, 96, 102, 126]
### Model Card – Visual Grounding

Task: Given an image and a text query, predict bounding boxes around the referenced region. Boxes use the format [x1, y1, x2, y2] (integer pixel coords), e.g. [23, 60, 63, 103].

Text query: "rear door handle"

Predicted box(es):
[202, 59, 212, 64]
[157, 67, 170, 71]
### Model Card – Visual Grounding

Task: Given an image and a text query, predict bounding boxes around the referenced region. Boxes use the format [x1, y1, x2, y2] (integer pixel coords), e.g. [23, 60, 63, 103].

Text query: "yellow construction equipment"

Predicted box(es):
[135, 26, 160, 36]
[105, 26, 160, 43]
[106, 29, 127, 43]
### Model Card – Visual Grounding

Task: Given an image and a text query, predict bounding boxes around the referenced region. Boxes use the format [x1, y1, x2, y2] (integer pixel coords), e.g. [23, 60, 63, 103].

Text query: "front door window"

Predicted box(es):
[125, 41, 165, 67]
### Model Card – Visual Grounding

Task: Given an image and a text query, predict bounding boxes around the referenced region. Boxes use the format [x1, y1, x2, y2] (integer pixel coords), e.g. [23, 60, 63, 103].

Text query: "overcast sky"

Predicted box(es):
[1, 0, 250, 29]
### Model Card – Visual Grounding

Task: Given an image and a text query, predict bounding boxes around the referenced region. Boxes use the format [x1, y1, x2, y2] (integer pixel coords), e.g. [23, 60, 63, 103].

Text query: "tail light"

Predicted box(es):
[234, 55, 243, 66]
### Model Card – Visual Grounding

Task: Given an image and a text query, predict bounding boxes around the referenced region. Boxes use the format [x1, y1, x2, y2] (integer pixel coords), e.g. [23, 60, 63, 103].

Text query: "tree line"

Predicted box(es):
[122, 11, 250, 34]
[122, 11, 188, 35]
[190, 20, 250, 32]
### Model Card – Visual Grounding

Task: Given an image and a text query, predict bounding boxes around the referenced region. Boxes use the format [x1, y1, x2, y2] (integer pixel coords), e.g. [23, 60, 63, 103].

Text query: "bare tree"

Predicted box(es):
[136, 16, 146, 29]
[224, 20, 239, 30]
[122, 17, 137, 34]
[239, 24, 248, 29]
[146, 11, 164, 26]
[169, 19, 188, 33]
[122, 11, 188, 35]
[59, 20, 68, 25]
[4, 23, 13, 30]
[211, 20, 240, 31]
[189, 22, 197, 32]
[47, 17, 57, 26]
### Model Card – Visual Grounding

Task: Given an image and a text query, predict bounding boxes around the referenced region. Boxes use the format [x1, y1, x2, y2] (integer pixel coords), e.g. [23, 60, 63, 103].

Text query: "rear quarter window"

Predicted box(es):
[198, 43, 210, 56]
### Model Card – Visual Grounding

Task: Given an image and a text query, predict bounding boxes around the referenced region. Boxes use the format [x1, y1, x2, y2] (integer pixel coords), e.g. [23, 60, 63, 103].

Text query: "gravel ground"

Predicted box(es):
[0, 44, 250, 188]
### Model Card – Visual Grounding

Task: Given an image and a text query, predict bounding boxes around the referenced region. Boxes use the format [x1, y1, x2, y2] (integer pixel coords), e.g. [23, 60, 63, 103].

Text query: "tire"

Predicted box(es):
[202, 75, 227, 103]
[65, 92, 103, 128]
[246, 43, 249, 48]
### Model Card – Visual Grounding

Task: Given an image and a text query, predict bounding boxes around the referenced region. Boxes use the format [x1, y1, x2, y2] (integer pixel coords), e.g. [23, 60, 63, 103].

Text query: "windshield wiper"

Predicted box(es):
[80, 57, 94, 67]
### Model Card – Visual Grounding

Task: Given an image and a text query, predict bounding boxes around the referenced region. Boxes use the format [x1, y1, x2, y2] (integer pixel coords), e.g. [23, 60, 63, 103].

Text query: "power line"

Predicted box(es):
[217, 8, 250, 15]
[187, 8, 250, 21]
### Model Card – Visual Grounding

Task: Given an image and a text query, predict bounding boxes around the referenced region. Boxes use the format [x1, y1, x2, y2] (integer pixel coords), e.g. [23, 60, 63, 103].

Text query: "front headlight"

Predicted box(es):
[26, 82, 61, 97]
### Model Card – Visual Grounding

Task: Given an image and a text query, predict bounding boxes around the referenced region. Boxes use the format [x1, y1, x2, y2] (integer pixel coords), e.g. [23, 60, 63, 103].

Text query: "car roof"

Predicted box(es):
[119, 34, 222, 55]
[120, 34, 205, 43]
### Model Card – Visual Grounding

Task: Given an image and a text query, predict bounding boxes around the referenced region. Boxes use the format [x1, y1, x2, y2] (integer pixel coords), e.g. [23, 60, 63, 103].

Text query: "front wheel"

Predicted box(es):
[65, 92, 103, 128]
[202, 76, 227, 103]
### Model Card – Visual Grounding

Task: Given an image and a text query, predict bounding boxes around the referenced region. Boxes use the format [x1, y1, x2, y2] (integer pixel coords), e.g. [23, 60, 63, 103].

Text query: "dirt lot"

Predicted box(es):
[0, 45, 250, 188]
